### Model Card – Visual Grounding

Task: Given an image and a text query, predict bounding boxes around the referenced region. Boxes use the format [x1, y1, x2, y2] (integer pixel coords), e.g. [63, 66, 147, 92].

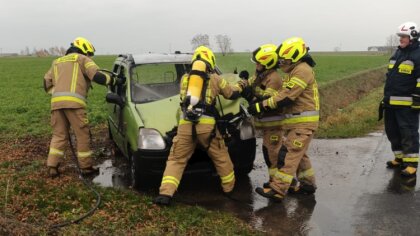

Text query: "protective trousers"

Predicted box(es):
[159, 128, 235, 196]
[47, 108, 93, 169]
[270, 128, 316, 197]
[384, 107, 419, 167]
[262, 128, 283, 179]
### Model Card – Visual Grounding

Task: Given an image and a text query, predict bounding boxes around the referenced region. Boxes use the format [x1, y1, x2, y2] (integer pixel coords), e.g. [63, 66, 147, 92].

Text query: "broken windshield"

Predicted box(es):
[130, 63, 191, 103]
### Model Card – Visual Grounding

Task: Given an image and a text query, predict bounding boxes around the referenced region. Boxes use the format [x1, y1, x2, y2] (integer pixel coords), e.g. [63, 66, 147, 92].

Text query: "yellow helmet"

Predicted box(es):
[192, 46, 216, 70]
[277, 37, 307, 63]
[72, 37, 95, 56]
[251, 44, 278, 69]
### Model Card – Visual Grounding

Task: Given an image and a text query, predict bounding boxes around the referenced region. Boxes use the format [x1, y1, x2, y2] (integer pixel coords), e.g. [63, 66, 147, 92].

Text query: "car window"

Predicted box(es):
[130, 63, 190, 103]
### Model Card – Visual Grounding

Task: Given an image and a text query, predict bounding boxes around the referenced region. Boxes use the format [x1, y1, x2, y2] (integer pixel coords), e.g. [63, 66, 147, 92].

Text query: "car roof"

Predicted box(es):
[131, 53, 192, 65]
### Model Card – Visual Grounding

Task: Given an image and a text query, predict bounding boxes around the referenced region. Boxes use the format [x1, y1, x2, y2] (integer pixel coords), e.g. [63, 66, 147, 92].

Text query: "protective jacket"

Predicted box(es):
[44, 53, 107, 110]
[263, 62, 320, 130]
[384, 41, 420, 107]
[248, 69, 283, 128]
[178, 73, 242, 135]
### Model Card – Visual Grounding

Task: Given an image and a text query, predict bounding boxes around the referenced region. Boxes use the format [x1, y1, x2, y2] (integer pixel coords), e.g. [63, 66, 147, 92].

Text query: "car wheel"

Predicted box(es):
[228, 137, 256, 175]
[129, 152, 140, 188]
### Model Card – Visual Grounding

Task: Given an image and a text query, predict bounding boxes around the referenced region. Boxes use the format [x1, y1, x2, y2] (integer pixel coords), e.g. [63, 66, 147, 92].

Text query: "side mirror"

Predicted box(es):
[106, 93, 124, 107]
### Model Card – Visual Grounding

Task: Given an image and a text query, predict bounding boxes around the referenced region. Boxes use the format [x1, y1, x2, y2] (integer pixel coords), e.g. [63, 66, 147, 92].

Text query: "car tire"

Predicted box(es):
[129, 151, 140, 189]
[228, 137, 256, 175]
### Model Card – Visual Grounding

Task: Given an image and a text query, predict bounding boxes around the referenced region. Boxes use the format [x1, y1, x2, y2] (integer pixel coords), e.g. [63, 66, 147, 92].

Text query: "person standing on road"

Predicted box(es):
[247, 37, 319, 201]
[43, 37, 124, 178]
[153, 46, 246, 206]
[383, 22, 420, 177]
[238, 44, 284, 187]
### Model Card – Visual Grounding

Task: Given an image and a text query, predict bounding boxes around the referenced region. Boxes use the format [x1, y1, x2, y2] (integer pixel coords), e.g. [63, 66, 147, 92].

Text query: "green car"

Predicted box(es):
[106, 53, 256, 187]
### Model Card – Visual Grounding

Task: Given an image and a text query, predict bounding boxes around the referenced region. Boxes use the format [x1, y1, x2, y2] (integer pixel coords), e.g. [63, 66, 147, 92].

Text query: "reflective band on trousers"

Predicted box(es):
[403, 153, 419, 163]
[49, 148, 64, 156]
[274, 171, 293, 184]
[389, 96, 412, 106]
[280, 110, 319, 125]
[179, 114, 216, 125]
[78, 151, 93, 159]
[254, 115, 285, 127]
[221, 171, 235, 184]
[298, 168, 315, 179]
[394, 151, 403, 159]
[52, 92, 87, 107]
[161, 176, 180, 188]
[269, 168, 277, 177]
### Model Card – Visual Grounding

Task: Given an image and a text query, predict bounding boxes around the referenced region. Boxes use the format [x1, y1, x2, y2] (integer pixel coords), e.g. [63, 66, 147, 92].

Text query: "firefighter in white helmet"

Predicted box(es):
[247, 37, 319, 201]
[154, 46, 246, 205]
[43, 37, 124, 178]
[382, 22, 420, 177]
[238, 44, 284, 187]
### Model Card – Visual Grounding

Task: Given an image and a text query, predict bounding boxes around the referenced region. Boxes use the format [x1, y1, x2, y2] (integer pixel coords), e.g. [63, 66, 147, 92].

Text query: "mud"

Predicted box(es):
[93, 132, 420, 235]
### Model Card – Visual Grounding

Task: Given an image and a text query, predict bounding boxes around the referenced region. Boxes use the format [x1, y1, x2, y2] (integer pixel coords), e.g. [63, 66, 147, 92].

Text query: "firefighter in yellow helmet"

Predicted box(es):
[43, 37, 124, 178]
[153, 46, 246, 205]
[247, 37, 319, 201]
[238, 44, 284, 187]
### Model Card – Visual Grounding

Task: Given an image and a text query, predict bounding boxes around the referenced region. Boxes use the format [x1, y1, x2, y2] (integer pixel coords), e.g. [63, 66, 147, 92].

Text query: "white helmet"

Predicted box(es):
[396, 22, 419, 41]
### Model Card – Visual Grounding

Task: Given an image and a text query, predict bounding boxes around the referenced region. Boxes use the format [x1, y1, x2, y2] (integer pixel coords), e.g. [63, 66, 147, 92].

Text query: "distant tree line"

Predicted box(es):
[191, 34, 233, 56]
[20, 46, 66, 57]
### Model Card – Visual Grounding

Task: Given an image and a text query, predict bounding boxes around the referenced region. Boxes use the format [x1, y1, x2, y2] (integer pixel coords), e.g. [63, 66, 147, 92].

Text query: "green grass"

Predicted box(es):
[0, 52, 389, 139]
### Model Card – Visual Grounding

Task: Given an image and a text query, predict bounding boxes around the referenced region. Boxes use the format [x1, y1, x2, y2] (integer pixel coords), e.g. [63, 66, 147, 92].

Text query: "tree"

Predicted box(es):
[386, 34, 399, 54]
[215, 34, 233, 56]
[191, 34, 210, 50]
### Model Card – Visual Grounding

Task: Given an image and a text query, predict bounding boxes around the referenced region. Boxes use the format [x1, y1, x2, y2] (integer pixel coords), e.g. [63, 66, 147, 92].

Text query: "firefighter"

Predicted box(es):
[239, 44, 284, 187]
[153, 46, 245, 206]
[383, 22, 420, 177]
[247, 37, 319, 201]
[43, 37, 124, 178]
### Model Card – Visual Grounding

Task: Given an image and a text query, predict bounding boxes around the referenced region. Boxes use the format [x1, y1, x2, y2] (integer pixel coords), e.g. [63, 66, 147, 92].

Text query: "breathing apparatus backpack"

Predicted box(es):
[181, 60, 210, 123]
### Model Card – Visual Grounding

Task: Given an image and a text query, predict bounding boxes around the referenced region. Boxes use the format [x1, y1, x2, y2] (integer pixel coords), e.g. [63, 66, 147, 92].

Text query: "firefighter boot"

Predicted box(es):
[288, 182, 316, 195]
[80, 166, 99, 176]
[401, 165, 417, 177]
[255, 187, 283, 202]
[153, 194, 172, 206]
[386, 154, 403, 169]
[48, 165, 60, 179]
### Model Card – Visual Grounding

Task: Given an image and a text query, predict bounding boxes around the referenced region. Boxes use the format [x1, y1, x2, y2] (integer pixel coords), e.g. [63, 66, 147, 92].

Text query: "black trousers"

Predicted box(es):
[384, 107, 419, 157]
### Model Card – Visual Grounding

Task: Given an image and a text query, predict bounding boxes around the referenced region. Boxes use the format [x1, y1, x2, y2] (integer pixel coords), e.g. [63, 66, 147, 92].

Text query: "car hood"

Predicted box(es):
[135, 73, 243, 136]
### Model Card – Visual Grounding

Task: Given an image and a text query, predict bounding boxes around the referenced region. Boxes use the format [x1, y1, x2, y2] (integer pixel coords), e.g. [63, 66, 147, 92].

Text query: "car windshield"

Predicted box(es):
[130, 63, 191, 103]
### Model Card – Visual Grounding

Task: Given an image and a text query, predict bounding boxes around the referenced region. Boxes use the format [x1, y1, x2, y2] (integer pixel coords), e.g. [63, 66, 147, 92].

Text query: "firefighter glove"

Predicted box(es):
[112, 75, 126, 86]
[239, 70, 249, 80]
[247, 102, 264, 115]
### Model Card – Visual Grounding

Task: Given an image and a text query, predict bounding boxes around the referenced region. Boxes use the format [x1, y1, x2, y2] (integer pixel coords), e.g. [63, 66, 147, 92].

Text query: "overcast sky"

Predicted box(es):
[1, 0, 419, 54]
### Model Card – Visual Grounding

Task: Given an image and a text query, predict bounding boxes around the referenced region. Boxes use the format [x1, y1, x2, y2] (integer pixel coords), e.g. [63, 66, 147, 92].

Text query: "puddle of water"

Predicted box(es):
[92, 134, 420, 235]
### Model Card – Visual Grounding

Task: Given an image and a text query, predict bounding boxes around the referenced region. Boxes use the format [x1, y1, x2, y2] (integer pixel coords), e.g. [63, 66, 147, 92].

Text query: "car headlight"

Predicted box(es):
[138, 128, 166, 150]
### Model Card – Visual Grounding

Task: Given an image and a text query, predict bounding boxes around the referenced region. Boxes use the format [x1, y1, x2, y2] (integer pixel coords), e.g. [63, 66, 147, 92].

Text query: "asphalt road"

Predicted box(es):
[94, 132, 420, 235]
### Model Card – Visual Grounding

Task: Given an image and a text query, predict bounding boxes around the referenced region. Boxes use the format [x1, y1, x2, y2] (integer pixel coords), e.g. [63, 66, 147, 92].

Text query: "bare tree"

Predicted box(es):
[386, 34, 399, 54]
[191, 34, 210, 50]
[215, 34, 233, 56]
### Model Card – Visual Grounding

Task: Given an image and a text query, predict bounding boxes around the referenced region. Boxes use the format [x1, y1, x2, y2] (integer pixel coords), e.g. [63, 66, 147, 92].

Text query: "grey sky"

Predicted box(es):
[1, 0, 419, 54]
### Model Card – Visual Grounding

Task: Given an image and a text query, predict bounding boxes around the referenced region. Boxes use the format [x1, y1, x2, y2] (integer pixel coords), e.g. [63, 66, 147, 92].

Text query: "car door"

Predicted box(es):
[108, 61, 128, 154]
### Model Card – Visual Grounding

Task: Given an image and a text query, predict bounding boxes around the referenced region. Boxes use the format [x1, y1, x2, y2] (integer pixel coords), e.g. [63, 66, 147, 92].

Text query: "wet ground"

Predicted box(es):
[93, 132, 420, 235]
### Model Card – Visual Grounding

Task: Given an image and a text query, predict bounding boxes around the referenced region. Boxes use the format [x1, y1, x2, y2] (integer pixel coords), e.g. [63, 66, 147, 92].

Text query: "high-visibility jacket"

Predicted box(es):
[44, 53, 100, 110]
[384, 41, 420, 107]
[248, 69, 283, 128]
[178, 73, 242, 135]
[263, 62, 319, 130]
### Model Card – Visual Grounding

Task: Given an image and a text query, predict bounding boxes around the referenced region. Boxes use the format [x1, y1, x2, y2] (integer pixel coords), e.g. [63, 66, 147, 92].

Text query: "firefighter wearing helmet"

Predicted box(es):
[247, 37, 319, 201]
[238, 44, 285, 187]
[154, 46, 246, 206]
[43, 37, 125, 178]
[382, 22, 420, 177]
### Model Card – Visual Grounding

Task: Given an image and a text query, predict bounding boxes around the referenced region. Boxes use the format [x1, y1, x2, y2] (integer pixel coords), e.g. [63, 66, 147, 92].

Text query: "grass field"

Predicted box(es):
[0, 52, 388, 139]
[0, 52, 388, 234]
